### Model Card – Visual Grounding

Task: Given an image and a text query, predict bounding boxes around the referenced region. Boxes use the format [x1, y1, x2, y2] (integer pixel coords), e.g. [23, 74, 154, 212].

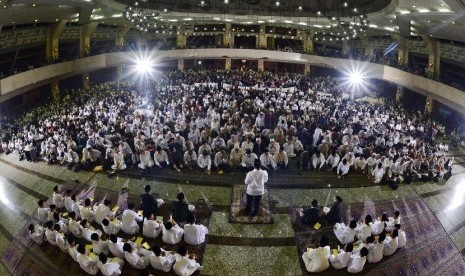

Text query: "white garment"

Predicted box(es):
[197, 155, 211, 170]
[69, 246, 79, 262]
[372, 167, 385, 183]
[121, 209, 143, 235]
[81, 206, 96, 223]
[82, 227, 101, 242]
[245, 169, 268, 196]
[77, 253, 99, 275]
[301, 246, 331, 273]
[329, 250, 351, 269]
[97, 259, 123, 276]
[69, 218, 83, 238]
[92, 240, 109, 255]
[367, 242, 384, 263]
[173, 255, 202, 276]
[29, 225, 45, 245]
[37, 207, 49, 223]
[356, 224, 372, 242]
[142, 218, 162, 239]
[334, 223, 356, 245]
[109, 239, 126, 259]
[383, 236, 398, 256]
[371, 220, 385, 235]
[397, 230, 407, 248]
[124, 249, 152, 269]
[53, 192, 65, 208]
[347, 254, 366, 274]
[162, 224, 184, 245]
[56, 233, 68, 253]
[94, 204, 114, 225]
[184, 223, 209, 245]
[150, 249, 177, 273]
[45, 228, 58, 246]
[103, 220, 121, 235]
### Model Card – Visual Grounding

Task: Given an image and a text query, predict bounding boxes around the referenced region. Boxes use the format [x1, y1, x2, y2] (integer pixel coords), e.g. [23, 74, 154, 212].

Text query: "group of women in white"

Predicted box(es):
[29, 185, 208, 275]
[302, 210, 406, 273]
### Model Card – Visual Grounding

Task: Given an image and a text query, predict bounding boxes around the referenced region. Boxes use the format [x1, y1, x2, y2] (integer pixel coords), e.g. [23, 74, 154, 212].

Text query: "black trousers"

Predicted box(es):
[245, 193, 262, 216]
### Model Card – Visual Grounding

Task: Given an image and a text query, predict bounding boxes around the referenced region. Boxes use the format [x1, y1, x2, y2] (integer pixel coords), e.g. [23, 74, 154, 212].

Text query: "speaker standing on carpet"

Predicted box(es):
[244, 160, 268, 216]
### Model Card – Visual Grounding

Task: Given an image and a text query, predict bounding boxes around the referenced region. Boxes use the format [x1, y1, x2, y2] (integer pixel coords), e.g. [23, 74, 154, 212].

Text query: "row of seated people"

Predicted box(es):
[301, 210, 406, 273]
[30, 186, 208, 275]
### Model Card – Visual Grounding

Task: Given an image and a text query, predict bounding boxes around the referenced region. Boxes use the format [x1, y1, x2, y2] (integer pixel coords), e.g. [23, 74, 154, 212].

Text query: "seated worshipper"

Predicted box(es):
[195, 149, 211, 174]
[68, 211, 83, 238]
[170, 146, 184, 172]
[274, 148, 289, 170]
[121, 203, 143, 235]
[91, 233, 109, 255]
[37, 200, 49, 223]
[214, 148, 229, 174]
[326, 150, 341, 171]
[367, 235, 384, 264]
[140, 184, 159, 218]
[347, 247, 368, 274]
[154, 146, 170, 169]
[334, 220, 357, 245]
[356, 215, 374, 242]
[64, 190, 79, 214]
[138, 147, 155, 169]
[329, 242, 353, 270]
[173, 245, 204, 276]
[372, 162, 385, 184]
[77, 244, 100, 275]
[80, 198, 96, 223]
[395, 224, 407, 248]
[283, 139, 296, 158]
[98, 253, 124, 276]
[337, 159, 350, 178]
[241, 149, 258, 172]
[301, 235, 331, 273]
[81, 145, 102, 169]
[260, 149, 277, 172]
[142, 214, 162, 238]
[150, 245, 178, 273]
[172, 192, 192, 223]
[183, 150, 198, 170]
[184, 213, 209, 245]
[68, 236, 79, 262]
[354, 155, 367, 172]
[123, 242, 153, 269]
[299, 199, 320, 227]
[386, 210, 401, 232]
[47, 204, 58, 222]
[383, 229, 399, 256]
[95, 199, 115, 226]
[371, 215, 386, 235]
[111, 147, 127, 171]
[312, 150, 326, 170]
[28, 223, 45, 245]
[229, 145, 244, 169]
[44, 221, 58, 246]
[108, 234, 126, 259]
[162, 220, 184, 245]
[102, 218, 121, 235]
[52, 185, 65, 208]
[324, 196, 343, 225]
[81, 219, 102, 242]
[52, 212, 69, 235]
[299, 150, 311, 170]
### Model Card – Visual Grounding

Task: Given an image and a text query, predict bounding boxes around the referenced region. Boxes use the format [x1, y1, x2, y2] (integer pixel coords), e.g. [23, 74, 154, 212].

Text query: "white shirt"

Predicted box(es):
[97, 261, 122, 276]
[260, 153, 276, 169]
[347, 254, 366, 274]
[56, 232, 68, 252]
[397, 230, 407, 248]
[81, 206, 96, 223]
[162, 224, 184, 245]
[142, 218, 162, 239]
[150, 249, 177, 273]
[53, 192, 65, 208]
[367, 242, 384, 263]
[197, 154, 211, 170]
[94, 204, 114, 225]
[103, 220, 121, 235]
[383, 236, 398, 256]
[77, 253, 99, 275]
[29, 225, 45, 245]
[92, 240, 109, 255]
[337, 162, 350, 175]
[334, 223, 356, 245]
[37, 207, 49, 223]
[121, 209, 143, 235]
[183, 223, 209, 245]
[302, 246, 331, 272]
[45, 228, 58, 246]
[329, 250, 351, 269]
[371, 220, 385, 235]
[172, 255, 202, 276]
[356, 224, 372, 242]
[124, 250, 150, 269]
[109, 238, 125, 259]
[245, 169, 268, 196]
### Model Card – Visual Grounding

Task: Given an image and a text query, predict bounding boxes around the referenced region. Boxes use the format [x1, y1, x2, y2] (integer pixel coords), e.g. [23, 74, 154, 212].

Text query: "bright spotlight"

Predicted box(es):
[135, 59, 153, 74]
[349, 71, 363, 85]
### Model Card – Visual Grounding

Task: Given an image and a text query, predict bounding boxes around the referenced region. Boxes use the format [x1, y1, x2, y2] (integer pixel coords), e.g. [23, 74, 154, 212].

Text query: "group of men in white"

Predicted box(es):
[29, 185, 208, 275]
[302, 210, 406, 273]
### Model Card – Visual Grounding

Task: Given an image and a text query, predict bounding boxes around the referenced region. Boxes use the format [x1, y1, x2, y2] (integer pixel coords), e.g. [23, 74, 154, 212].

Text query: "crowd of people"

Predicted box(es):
[30, 185, 207, 275]
[299, 196, 407, 273]
[0, 68, 453, 186]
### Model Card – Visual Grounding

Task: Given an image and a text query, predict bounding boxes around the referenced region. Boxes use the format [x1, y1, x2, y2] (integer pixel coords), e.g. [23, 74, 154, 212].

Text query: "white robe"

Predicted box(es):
[77, 253, 99, 275]
[301, 246, 330, 273]
[142, 218, 162, 239]
[334, 223, 356, 245]
[183, 223, 209, 245]
[150, 250, 177, 273]
[329, 250, 351, 269]
[173, 255, 202, 276]
[162, 224, 184, 245]
[121, 209, 143, 235]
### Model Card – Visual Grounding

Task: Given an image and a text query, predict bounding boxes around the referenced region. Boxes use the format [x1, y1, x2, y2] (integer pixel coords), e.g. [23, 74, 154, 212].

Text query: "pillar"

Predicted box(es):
[224, 23, 233, 48]
[137, 36, 148, 50]
[392, 34, 409, 67]
[396, 85, 404, 102]
[258, 59, 264, 72]
[46, 20, 67, 61]
[82, 72, 90, 90]
[361, 37, 374, 58]
[304, 64, 310, 75]
[178, 59, 184, 71]
[79, 22, 98, 57]
[342, 40, 351, 55]
[214, 34, 222, 47]
[176, 26, 187, 49]
[303, 32, 314, 54]
[51, 79, 60, 102]
[115, 25, 131, 48]
[422, 35, 440, 80]
[257, 24, 267, 49]
[425, 94, 434, 113]
[225, 58, 231, 71]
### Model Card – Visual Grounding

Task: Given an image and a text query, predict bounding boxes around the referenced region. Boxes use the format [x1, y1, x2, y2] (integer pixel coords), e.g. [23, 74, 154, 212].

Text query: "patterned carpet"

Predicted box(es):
[229, 185, 273, 224]
[5, 183, 213, 276]
[291, 195, 465, 275]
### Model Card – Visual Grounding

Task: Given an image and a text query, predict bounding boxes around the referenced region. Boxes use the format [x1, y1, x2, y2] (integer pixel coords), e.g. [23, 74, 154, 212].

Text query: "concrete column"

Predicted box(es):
[224, 23, 233, 48]
[422, 35, 440, 80]
[178, 59, 184, 71]
[304, 64, 310, 75]
[46, 20, 67, 61]
[137, 36, 148, 50]
[79, 22, 98, 57]
[392, 34, 409, 67]
[176, 26, 187, 49]
[115, 25, 131, 48]
[82, 72, 90, 90]
[425, 94, 434, 113]
[361, 37, 374, 58]
[258, 59, 264, 72]
[396, 85, 404, 102]
[225, 58, 231, 70]
[303, 32, 314, 54]
[257, 24, 267, 49]
[51, 79, 60, 102]
[342, 40, 351, 55]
